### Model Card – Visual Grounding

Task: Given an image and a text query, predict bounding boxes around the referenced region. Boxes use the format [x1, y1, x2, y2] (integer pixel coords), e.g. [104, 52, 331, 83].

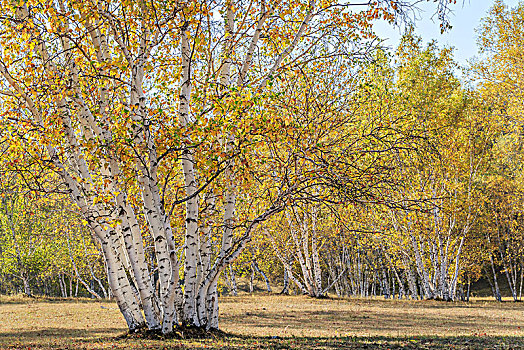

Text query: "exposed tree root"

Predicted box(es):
[309, 294, 331, 299]
[119, 325, 229, 340]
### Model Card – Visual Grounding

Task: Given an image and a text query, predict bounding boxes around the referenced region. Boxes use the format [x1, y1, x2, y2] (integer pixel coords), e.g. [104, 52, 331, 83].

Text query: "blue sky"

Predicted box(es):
[372, 0, 521, 67]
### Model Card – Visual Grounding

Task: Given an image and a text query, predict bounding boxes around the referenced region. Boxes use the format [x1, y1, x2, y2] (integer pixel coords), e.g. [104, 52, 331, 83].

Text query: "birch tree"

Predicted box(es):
[0, 0, 455, 334]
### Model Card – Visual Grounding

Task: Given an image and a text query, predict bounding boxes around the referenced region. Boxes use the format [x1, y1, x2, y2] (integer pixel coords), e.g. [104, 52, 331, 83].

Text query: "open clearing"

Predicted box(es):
[1, 294, 524, 349]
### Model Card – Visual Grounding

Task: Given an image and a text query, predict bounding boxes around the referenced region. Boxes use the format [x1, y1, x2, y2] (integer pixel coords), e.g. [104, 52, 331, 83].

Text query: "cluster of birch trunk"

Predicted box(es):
[0, 0, 339, 334]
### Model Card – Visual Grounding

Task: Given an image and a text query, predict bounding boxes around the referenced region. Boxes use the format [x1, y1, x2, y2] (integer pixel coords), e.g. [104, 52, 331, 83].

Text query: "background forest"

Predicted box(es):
[0, 0, 523, 335]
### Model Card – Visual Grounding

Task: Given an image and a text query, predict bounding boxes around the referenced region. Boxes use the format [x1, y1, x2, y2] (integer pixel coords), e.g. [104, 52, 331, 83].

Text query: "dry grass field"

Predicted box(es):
[1, 294, 524, 349]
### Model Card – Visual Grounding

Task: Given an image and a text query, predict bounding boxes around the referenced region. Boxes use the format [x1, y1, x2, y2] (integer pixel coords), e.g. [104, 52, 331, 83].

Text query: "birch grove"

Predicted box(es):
[9, 0, 524, 338]
[0, 0, 463, 334]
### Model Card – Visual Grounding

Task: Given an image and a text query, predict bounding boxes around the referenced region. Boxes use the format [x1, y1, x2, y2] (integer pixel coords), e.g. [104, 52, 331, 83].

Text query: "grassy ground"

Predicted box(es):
[1, 294, 524, 349]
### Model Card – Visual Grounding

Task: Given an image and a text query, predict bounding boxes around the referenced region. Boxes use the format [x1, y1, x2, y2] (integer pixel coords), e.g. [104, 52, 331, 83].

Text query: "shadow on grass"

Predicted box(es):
[0, 328, 124, 350]
[1, 328, 524, 349]
[221, 307, 522, 336]
[246, 335, 524, 349]
[0, 327, 123, 338]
